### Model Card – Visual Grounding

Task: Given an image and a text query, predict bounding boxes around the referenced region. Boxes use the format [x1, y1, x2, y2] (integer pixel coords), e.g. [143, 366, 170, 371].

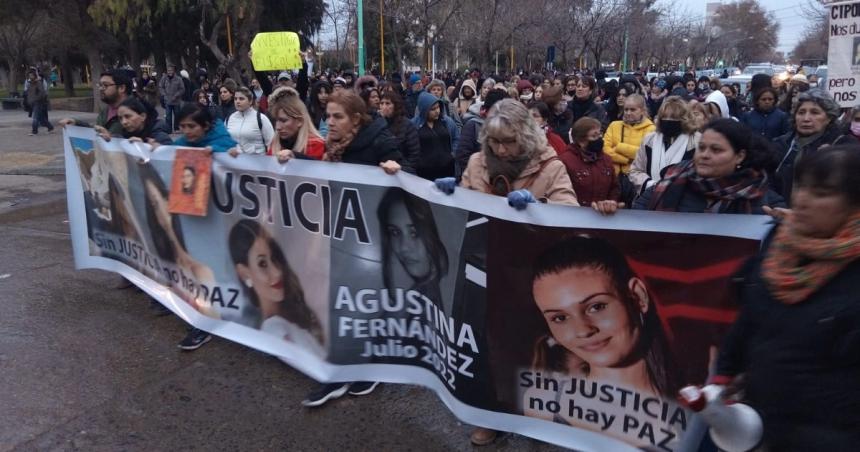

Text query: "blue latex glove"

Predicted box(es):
[507, 189, 536, 210]
[434, 177, 456, 195]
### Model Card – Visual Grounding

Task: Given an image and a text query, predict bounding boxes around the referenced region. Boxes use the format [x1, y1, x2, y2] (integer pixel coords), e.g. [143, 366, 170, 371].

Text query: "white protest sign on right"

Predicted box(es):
[827, 1, 860, 106]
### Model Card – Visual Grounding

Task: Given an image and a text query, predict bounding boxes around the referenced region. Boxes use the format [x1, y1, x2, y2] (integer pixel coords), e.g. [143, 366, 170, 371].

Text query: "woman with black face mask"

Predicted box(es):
[557, 117, 619, 205]
[627, 96, 701, 195]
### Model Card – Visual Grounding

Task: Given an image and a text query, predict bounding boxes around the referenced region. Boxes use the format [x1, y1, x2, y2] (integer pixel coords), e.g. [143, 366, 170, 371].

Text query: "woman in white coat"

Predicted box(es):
[226, 87, 276, 156]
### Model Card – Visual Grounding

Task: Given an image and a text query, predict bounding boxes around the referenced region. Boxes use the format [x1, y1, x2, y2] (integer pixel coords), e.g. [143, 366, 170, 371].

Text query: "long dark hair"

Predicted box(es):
[377, 189, 448, 291]
[380, 90, 408, 136]
[139, 163, 186, 263]
[118, 97, 158, 139]
[530, 235, 680, 397]
[228, 219, 323, 343]
[308, 80, 332, 126]
[704, 118, 775, 171]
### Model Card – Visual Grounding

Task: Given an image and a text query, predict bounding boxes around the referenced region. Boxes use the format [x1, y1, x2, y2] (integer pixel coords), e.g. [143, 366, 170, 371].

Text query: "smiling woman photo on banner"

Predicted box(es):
[522, 235, 685, 448]
[229, 219, 326, 358]
[377, 188, 449, 308]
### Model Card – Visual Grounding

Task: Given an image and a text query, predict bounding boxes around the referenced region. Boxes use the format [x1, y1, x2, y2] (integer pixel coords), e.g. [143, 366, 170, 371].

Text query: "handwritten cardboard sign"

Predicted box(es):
[250, 32, 302, 71]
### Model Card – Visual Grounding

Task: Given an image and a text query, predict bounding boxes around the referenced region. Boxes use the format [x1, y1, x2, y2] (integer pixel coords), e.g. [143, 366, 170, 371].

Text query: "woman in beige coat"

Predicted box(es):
[434, 97, 577, 445]
[438, 98, 578, 209]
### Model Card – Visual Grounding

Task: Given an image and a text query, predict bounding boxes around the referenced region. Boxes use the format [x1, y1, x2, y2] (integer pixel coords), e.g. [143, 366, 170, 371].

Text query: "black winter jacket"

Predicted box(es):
[633, 184, 786, 213]
[455, 116, 482, 178]
[771, 125, 842, 199]
[386, 117, 420, 173]
[341, 117, 410, 172]
[716, 227, 860, 450]
[740, 108, 790, 140]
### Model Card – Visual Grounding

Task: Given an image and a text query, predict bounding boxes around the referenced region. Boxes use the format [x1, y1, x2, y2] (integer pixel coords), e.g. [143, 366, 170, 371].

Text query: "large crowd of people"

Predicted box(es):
[54, 58, 860, 450]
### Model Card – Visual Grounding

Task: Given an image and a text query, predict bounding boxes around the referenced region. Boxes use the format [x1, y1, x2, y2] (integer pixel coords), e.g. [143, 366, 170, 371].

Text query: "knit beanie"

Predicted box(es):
[516, 79, 534, 92]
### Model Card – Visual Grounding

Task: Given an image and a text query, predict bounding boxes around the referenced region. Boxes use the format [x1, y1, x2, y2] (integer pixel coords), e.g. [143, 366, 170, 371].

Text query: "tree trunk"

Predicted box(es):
[6, 57, 21, 95]
[86, 47, 103, 113]
[60, 51, 75, 97]
[128, 36, 141, 74]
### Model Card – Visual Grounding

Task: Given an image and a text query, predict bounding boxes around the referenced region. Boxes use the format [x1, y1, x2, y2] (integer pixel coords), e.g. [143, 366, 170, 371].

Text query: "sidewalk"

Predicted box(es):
[0, 109, 98, 176]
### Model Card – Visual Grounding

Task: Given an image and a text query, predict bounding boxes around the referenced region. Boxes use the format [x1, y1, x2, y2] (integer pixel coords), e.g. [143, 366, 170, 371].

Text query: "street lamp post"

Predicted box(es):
[357, 0, 365, 75]
[622, 0, 653, 72]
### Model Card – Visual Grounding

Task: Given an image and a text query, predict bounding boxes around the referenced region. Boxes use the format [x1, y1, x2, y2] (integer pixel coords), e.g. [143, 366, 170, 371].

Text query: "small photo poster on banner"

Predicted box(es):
[168, 148, 211, 216]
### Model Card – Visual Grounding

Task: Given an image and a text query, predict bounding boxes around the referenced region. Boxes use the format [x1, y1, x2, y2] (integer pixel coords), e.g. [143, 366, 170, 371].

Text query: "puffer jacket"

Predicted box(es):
[385, 116, 420, 172]
[174, 119, 237, 152]
[603, 118, 656, 174]
[460, 146, 579, 206]
[558, 142, 619, 205]
[340, 116, 409, 171]
[740, 108, 790, 140]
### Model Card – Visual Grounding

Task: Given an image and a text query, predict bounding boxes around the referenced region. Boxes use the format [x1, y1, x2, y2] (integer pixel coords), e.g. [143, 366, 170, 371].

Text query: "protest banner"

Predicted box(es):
[64, 127, 772, 452]
[827, 0, 860, 106]
[250, 32, 303, 71]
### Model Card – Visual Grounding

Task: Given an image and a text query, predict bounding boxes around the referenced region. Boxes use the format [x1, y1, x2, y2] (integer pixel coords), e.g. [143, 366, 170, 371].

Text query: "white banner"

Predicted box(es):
[64, 126, 773, 452]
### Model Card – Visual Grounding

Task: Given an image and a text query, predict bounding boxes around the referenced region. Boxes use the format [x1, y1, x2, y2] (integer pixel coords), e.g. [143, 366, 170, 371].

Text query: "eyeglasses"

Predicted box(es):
[96, 83, 116, 90]
[487, 136, 517, 146]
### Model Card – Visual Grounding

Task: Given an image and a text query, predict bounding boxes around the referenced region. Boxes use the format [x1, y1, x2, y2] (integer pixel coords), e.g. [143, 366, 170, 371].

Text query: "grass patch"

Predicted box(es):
[0, 85, 93, 99]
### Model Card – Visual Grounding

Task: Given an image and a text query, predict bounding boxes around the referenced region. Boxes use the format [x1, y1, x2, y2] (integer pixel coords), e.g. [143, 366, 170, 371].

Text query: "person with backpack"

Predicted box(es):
[225, 87, 275, 156]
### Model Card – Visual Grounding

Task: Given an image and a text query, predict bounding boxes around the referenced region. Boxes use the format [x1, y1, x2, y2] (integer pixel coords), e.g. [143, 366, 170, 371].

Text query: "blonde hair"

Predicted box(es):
[268, 87, 321, 155]
[655, 96, 698, 135]
[480, 99, 548, 157]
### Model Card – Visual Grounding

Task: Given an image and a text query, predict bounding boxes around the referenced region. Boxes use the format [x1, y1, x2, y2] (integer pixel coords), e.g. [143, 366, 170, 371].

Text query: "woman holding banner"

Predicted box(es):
[433, 98, 578, 446]
[228, 219, 325, 358]
[275, 89, 406, 407]
[94, 97, 173, 145]
[714, 145, 860, 450]
[266, 87, 325, 161]
[172, 103, 237, 153]
[139, 163, 218, 351]
[435, 98, 578, 211]
[593, 118, 785, 215]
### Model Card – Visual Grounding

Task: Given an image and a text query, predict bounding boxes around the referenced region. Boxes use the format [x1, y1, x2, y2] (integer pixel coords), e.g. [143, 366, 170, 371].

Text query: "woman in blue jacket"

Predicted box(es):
[740, 87, 789, 140]
[173, 103, 238, 152]
[169, 102, 237, 350]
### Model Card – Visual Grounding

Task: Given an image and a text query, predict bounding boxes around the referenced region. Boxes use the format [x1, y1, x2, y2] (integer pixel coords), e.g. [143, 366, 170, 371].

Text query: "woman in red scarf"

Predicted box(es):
[713, 145, 860, 450]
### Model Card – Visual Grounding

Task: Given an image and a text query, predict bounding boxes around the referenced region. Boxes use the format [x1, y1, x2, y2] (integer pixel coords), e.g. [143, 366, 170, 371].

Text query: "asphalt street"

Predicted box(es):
[0, 109, 569, 451]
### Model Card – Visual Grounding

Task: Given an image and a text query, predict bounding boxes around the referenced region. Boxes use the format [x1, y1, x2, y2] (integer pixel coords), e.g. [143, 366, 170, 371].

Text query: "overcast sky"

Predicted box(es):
[675, 0, 818, 53]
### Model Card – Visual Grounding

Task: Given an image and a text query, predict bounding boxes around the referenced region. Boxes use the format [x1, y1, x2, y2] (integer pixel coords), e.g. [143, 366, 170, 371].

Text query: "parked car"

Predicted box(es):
[742, 64, 774, 76]
[721, 75, 755, 96]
